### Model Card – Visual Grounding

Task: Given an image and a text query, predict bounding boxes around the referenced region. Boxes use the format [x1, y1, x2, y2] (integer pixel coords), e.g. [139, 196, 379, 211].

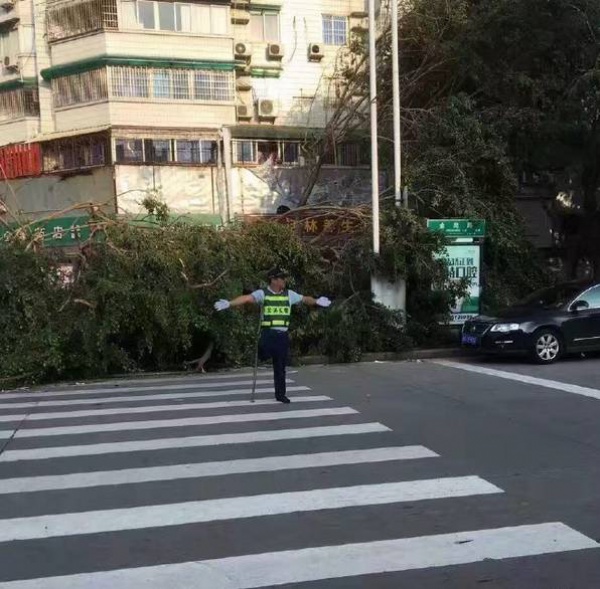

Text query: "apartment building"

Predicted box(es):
[0, 0, 371, 222]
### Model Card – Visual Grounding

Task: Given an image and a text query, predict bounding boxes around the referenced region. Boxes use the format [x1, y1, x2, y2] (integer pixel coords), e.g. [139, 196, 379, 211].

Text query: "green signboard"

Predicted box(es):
[3, 216, 92, 248]
[437, 243, 482, 324]
[427, 219, 486, 238]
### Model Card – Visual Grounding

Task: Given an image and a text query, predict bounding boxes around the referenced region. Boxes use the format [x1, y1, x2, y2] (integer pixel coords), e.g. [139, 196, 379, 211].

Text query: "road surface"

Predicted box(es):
[0, 356, 599, 588]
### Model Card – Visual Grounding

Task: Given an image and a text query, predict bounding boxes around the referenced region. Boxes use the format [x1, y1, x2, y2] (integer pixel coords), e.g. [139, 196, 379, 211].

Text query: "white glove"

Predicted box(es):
[316, 296, 332, 308]
[214, 299, 231, 312]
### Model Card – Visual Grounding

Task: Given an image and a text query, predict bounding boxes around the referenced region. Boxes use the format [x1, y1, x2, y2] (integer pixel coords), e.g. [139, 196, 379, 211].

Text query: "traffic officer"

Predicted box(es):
[214, 267, 331, 403]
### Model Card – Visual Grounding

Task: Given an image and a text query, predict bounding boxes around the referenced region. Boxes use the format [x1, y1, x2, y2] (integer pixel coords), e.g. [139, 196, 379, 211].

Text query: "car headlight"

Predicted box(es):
[490, 323, 520, 333]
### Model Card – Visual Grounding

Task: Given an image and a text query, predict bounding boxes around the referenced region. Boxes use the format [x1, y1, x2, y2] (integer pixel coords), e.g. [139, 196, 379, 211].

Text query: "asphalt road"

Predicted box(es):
[0, 356, 599, 588]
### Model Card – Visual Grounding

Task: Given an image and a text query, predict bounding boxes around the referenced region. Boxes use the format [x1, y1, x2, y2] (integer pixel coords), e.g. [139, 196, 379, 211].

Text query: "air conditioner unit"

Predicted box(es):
[236, 105, 252, 120]
[234, 42, 252, 59]
[257, 99, 277, 120]
[231, 9, 250, 25]
[308, 43, 324, 61]
[236, 76, 252, 91]
[267, 43, 283, 60]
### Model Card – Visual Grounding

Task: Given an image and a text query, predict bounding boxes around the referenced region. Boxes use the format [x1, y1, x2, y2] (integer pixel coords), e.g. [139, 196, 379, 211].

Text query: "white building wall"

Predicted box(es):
[115, 164, 224, 217]
[0, 117, 39, 146]
[234, 0, 366, 128]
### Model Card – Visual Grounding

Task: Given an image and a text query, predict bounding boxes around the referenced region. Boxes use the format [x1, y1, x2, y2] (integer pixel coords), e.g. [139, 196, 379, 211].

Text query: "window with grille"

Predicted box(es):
[115, 138, 217, 165]
[322, 143, 366, 167]
[110, 67, 232, 102]
[0, 88, 39, 122]
[131, 1, 225, 34]
[42, 135, 107, 172]
[176, 140, 217, 164]
[52, 69, 108, 108]
[322, 15, 347, 45]
[115, 138, 143, 162]
[249, 11, 279, 42]
[47, 0, 118, 42]
[233, 140, 301, 166]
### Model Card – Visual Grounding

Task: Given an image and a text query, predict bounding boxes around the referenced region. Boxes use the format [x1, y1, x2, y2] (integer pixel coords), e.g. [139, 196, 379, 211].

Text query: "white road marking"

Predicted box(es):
[0, 379, 289, 401]
[0, 429, 14, 440]
[9, 396, 331, 422]
[0, 446, 439, 495]
[433, 360, 600, 401]
[0, 423, 391, 462]
[0, 387, 310, 411]
[15, 407, 357, 438]
[0, 476, 502, 542]
[2, 523, 591, 588]
[0, 415, 26, 424]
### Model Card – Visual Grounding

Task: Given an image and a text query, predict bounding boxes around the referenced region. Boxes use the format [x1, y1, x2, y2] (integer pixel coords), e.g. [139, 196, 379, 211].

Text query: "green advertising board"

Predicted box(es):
[437, 243, 481, 324]
[427, 219, 486, 238]
[2, 216, 92, 248]
[428, 219, 484, 324]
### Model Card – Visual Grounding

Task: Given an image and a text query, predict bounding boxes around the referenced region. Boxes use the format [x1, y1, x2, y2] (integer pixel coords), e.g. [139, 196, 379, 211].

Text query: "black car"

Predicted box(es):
[462, 281, 600, 364]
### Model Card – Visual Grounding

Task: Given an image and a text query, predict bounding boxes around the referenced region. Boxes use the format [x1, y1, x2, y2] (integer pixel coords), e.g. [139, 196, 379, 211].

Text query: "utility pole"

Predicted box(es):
[391, 0, 402, 208]
[368, 0, 380, 255]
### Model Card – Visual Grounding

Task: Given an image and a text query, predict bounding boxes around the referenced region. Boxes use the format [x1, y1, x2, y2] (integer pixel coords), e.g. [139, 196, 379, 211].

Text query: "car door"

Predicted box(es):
[562, 285, 600, 350]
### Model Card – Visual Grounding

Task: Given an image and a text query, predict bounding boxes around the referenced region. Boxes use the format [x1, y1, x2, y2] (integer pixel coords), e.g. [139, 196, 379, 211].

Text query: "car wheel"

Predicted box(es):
[530, 329, 562, 364]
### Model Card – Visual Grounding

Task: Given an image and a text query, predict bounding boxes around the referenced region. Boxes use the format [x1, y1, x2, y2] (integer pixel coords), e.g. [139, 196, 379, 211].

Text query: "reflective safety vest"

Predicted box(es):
[261, 289, 291, 329]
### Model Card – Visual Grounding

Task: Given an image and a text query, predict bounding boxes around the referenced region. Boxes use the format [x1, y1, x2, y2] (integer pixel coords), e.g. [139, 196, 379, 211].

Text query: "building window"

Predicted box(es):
[249, 11, 279, 42]
[131, 1, 226, 34]
[322, 142, 366, 167]
[115, 138, 218, 165]
[47, 0, 118, 42]
[176, 140, 217, 164]
[115, 138, 143, 162]
[0, 88, 39, 122]
[43, 135, 108, 172]
[192, 70, 232, 101]
[52, 69, 108, 108]
[233, 140, 301, 166]
[322, 15, 347, 46]
[111, 66, 233, 102]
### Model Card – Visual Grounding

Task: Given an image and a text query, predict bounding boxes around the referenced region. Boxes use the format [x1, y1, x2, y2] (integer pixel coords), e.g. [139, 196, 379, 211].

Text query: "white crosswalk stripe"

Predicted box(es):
[0, 386, 310, 410]
[0, 422, 391, 462]
[0, 378, 290, 400]
[0, 446, 439, 495]
[0, 476, 502, 542]
[0, 373, 597, 588]
[1, 395, 331, 422]
[14, 407, 357, 438]
[0, 523, 594, 589]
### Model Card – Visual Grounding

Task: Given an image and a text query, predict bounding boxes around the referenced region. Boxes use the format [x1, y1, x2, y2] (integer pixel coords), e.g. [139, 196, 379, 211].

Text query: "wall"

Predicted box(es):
[0, 165, 115, 217]
[233, 0, 366, 128]
[230, 164, 373, 215]
[50, 32, 233, 66]
[114, 164, 225, 217]
[52, 101, 235, 133]
[0, 118, 39, 146]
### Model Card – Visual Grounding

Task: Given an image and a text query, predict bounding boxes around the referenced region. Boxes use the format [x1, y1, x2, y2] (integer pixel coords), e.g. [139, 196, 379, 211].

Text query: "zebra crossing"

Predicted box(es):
[0, 371, 597, 587]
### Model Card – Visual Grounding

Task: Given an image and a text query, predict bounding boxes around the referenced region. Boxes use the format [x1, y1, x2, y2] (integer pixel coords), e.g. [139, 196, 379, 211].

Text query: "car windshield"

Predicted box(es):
[516, 284, 584, 309]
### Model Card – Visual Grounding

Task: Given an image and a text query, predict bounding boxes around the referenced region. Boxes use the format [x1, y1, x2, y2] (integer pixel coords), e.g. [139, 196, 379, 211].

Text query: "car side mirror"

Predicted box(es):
[571, 300, 589, 312]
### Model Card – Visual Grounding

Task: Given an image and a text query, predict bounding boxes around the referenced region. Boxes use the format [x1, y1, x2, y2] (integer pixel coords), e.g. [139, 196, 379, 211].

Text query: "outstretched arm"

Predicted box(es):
[229, 294, 256, 307]
[302, 295, 331, 307]
[214, 294, 256, 312]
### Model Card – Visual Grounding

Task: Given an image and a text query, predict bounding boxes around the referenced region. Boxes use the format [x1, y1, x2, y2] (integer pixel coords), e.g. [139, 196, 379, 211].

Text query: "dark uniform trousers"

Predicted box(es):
[258, 328, 290, 398]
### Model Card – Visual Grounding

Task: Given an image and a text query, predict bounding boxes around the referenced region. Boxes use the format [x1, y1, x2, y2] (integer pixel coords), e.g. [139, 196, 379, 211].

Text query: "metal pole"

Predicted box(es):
[391, 0, 402, 208]
[369, 0, 380, 254]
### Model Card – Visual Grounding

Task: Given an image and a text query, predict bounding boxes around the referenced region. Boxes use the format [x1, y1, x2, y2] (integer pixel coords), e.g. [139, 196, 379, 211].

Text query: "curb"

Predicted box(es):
[3, 347, 472, 392]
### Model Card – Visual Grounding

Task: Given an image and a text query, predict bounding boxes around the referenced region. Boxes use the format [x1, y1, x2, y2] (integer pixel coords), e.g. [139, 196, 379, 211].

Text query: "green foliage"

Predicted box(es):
[0, 208, 454, 385]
